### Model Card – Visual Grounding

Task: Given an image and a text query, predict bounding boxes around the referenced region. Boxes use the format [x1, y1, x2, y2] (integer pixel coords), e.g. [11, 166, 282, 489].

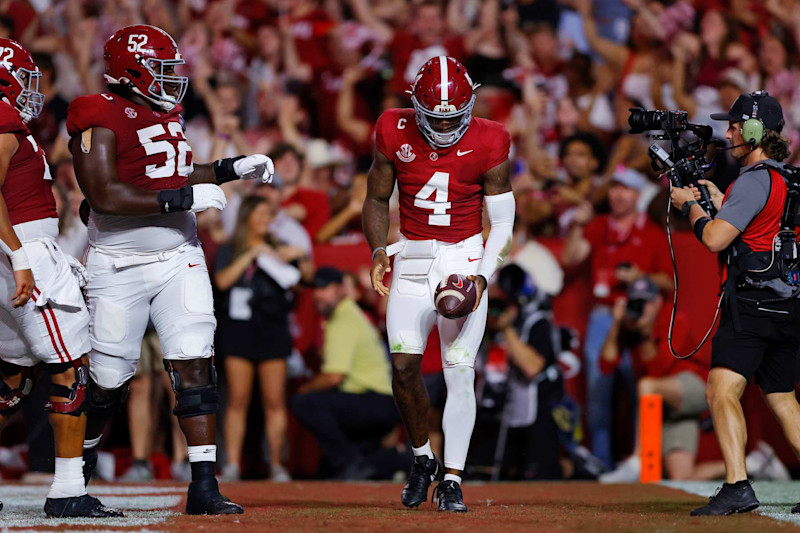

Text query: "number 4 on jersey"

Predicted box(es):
[414, 171, 451, 226]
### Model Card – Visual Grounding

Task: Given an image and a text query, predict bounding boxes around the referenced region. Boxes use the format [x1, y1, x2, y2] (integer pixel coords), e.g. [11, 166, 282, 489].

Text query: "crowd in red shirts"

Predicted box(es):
[2, 0, 800, 482]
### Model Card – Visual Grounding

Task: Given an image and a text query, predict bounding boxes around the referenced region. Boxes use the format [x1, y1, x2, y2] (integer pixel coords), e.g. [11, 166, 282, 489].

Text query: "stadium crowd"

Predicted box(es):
[1, 0, 800, 484]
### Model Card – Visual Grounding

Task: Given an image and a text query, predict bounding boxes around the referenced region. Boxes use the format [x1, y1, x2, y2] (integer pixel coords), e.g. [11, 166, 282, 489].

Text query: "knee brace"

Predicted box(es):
[84, 375, 131, 417]
[45, 360, 89, 416]
[164, 358, 219, 418]
[0, 361, 34, 415]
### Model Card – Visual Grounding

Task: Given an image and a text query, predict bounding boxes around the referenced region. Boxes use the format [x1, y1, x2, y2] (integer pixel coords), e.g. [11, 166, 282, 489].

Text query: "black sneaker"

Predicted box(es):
[401, 454, 443, 508]
[690, 480, 759, 516]
[44, 494, 123, 518]
[791, 502, 800, 513]
[186, 477, 244, 515]
[83, 447, 98, 486]
[434, 480, 468, 513]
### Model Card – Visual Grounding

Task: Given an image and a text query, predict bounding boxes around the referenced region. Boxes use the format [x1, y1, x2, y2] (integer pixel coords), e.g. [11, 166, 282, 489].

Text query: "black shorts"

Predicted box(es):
[711, 290, 800, 393]
[216, 318, 292, 363]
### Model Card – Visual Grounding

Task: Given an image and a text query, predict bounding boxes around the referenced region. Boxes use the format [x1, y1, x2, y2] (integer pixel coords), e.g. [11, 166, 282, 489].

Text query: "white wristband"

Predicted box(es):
[10, 247, 30, 271]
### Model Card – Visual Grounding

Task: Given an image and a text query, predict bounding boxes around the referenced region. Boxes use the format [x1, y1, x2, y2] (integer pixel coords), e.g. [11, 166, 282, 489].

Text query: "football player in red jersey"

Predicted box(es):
[0, 39, 121, 518]
[67, 25, 273, 516]
[364, 56, 515, 512]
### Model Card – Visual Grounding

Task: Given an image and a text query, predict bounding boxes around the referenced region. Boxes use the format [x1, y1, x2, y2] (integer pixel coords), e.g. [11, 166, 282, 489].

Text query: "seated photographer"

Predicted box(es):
[669, 91, 800, 516]
[478, 265, 606, 481]
[596, 278, 710, 482]
[562, 167, 674, 467]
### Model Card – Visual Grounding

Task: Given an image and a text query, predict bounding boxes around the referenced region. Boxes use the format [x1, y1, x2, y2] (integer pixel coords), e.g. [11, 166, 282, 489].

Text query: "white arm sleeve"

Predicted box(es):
[478, 191, 515, 282]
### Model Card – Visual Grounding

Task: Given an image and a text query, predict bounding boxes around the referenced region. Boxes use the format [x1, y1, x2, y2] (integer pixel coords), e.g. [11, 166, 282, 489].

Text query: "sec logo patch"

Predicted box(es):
[125, 107, 138, 119]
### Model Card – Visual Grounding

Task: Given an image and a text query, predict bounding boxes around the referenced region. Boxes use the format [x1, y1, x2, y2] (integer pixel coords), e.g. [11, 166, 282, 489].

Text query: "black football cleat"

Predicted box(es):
[83, 447, 97, 486]
[401, 454, 443, 508]
[44, 494, 123, 518]
[434, 480, 468, 513]
[185, 477, 244, 515]
[690, 480, 759, 516]
[791, 502, 800, 513]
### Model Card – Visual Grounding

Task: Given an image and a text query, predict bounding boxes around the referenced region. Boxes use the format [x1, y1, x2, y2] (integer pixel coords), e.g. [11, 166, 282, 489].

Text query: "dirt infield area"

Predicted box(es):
[2, 481, 800, 532]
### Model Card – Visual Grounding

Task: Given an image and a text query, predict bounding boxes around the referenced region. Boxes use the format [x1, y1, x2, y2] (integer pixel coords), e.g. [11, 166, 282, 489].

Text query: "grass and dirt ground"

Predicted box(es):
[2, 480, 800, 531]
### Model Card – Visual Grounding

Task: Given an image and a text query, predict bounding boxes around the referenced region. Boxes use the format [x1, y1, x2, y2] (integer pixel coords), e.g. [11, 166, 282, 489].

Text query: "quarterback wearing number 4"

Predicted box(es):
[364, 56, 514, 512]
[66, 25, 273, 515]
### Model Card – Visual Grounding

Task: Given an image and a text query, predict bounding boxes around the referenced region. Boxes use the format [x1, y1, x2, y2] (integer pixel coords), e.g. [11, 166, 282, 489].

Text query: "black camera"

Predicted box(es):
[628, 109, 688, 134]
[628, 107, 717, 216]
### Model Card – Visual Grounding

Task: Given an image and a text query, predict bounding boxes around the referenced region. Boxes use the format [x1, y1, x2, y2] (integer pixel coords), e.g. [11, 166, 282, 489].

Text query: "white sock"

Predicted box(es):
[412, 440, 434, 459]
[83, 436, 101, 449]
[441, 365, 476, 472]
[188, 445, 217, 463]
[444, 473, 462, 485]
[47, 457, 87, 499]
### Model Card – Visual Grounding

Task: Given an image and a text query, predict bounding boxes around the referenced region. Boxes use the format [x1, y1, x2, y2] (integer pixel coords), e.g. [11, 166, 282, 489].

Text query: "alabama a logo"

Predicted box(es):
[396, 143, 416, 163]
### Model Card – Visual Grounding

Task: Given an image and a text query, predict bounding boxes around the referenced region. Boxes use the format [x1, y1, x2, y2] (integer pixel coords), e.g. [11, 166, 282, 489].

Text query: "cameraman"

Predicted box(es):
[670, 91, 800, 516]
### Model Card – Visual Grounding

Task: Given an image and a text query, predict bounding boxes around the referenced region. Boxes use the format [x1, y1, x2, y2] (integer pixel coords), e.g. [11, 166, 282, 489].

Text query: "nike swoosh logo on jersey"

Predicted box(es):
[189, 263, 201, 268]
[468, 257, 481, 262]
[457, 149, 473, 156]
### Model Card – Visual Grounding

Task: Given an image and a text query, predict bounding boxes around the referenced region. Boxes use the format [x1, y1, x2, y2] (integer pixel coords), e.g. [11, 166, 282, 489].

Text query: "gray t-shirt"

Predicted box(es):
[715, 159, 783, 232]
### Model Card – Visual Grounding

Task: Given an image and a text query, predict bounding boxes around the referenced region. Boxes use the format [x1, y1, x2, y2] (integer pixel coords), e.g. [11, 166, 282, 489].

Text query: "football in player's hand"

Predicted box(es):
[435, 274, 477, 319]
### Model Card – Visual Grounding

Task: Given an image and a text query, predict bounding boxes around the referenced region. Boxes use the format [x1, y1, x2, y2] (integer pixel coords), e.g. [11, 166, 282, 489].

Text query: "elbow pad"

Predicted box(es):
[157, 185, 194, 213]
[478, 191, 515, 282]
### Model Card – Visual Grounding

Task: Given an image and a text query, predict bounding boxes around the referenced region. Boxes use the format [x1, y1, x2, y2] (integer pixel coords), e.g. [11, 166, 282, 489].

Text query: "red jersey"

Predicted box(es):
[66, 92, 193, 192]
[0, 102, 57, 226]
[66, 92, 197, 253]
[584, 213, 672, 306]
[375, 108, 510, 243]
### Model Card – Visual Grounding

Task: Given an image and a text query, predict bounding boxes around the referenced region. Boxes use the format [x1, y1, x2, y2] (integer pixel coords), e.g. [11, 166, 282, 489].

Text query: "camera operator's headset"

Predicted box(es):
[740, 91, 769, 148]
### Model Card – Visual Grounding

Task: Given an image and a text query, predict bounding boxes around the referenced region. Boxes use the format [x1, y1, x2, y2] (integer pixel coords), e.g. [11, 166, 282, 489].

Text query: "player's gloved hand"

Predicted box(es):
[158, 184, 227, 213]
[190, 184, 227, 213]
[234, 154, 274, 183]
[214, 154, 274, 184]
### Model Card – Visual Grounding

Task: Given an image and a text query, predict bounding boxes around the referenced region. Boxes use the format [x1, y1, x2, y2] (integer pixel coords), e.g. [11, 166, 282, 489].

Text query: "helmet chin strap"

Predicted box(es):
[107, 75, 176, 112]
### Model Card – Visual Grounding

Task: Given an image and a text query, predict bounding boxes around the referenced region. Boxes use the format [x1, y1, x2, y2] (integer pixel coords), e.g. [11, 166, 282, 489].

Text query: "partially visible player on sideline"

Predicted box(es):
[67, 25, 273, 515]
[0, 39, 120, 518]
[364, 56, 514, 512]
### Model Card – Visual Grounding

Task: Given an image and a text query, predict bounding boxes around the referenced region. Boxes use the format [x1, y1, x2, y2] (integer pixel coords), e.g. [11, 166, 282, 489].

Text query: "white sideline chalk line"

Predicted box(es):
[0, 485, 180, 530]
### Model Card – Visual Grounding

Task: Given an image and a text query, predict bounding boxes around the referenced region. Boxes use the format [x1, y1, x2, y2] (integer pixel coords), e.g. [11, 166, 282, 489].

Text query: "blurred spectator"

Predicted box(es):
[562, 168, 673, 467]
[215, 196, 307, 482]
[597, 278, 705, 481]
[316, 173, 367, 244]
[475, 264, 605, 480]
[291, 267, 397, 480]
[270, 143, 331, 240]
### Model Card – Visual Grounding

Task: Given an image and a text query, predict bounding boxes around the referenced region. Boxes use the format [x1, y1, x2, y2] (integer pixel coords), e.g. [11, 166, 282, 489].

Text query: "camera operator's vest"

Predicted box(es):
[722, 165, 787, 284]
